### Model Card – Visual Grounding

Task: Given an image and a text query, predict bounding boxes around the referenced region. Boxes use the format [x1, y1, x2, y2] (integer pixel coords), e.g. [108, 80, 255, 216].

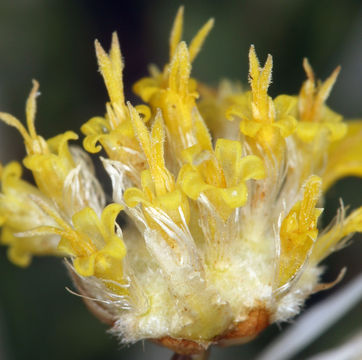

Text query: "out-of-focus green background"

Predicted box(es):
[0, 1, 361, 359]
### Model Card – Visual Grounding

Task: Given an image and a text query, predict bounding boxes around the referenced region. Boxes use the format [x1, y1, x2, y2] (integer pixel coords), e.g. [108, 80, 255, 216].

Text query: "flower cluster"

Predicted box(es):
[1, 7, 361, 356]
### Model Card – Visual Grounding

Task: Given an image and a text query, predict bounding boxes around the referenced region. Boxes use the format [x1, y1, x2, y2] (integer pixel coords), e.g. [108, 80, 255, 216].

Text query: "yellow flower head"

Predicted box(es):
[1, 6, 362, 358]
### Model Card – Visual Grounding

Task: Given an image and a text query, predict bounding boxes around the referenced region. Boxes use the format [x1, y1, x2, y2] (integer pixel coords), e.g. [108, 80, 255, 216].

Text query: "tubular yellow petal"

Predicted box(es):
[274, 95, 298, 118]
[124, 187, 150, 207]
[179, 137, 264, 221]
[178, 163, 212, 200]
[129, 101, 175, 199]
[0, 162, 64, 266]
[2, 226, 62, 267]
[74, 254, 97, 277]
[23, 131, 78, 207]
[132, 77, 160, 103]
[101, 203, 124, 238]
[180, 143, 205, 164]
[238, 155, 265, 181]
[1, 160, 22, 182]
[57, 204, 127, 288]
[8, 243, 33, 268]
[132, 13, 207, 162]
[140, 169, 155, 196]
[81, 116, 111, 137]
[297, 59, 344, 143]
[239, 118, 262, 137]
[71, 208, 100, 253]
[322, 120, 362, 191]
[215, 139, 243, 186]
[226, 92, 252, 122]
[101, 234, 127, 261]
[154, 189, 185, 216]
[274, 115, 297, 137]
[82, 134, 103, 153]
[135, 104, 151, 123]
[47, 131, 79, 158]
[324, 121, 347, 141]
[214, 139, 264, 186]
[228, 47, 294, 157]
[296, 122, 322, 142]
[219, 182, 248, 209]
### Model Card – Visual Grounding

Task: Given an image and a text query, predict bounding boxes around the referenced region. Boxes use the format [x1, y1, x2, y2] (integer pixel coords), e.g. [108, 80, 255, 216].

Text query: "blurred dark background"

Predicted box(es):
[0, 1, 361, 359]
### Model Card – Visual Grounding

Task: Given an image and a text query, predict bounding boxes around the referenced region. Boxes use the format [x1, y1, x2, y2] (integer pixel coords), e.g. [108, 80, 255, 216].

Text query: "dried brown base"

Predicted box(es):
[154, 307, 270, 355]
[154, 337, 206, 356]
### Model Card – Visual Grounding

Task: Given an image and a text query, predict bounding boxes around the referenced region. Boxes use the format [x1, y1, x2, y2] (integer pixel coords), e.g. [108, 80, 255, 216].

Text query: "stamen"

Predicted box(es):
[25, 79, 40, 140]
[169, 6, 184, 59]
[189, 18, 214, 63]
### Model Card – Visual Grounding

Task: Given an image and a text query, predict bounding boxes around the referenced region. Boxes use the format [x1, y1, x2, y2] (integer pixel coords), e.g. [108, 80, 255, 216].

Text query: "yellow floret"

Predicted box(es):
[0, 162, 62, 266]
[296, 58, 347, 142]
[134, 41, 199, 159]
[311, 206, 362, 263]
[278, 175, 323, 288]
[227, 46, 297, 156]
[20, 196, 127, 294]
[179, 137, 265, 221]
[124, 104, 190, 244]
[81, 33, 150, 185]
[58, 204, 126, 290]
[0, 81, 81, 211]
[133, 8, 213, 159]
[0, 80, 48, 155]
